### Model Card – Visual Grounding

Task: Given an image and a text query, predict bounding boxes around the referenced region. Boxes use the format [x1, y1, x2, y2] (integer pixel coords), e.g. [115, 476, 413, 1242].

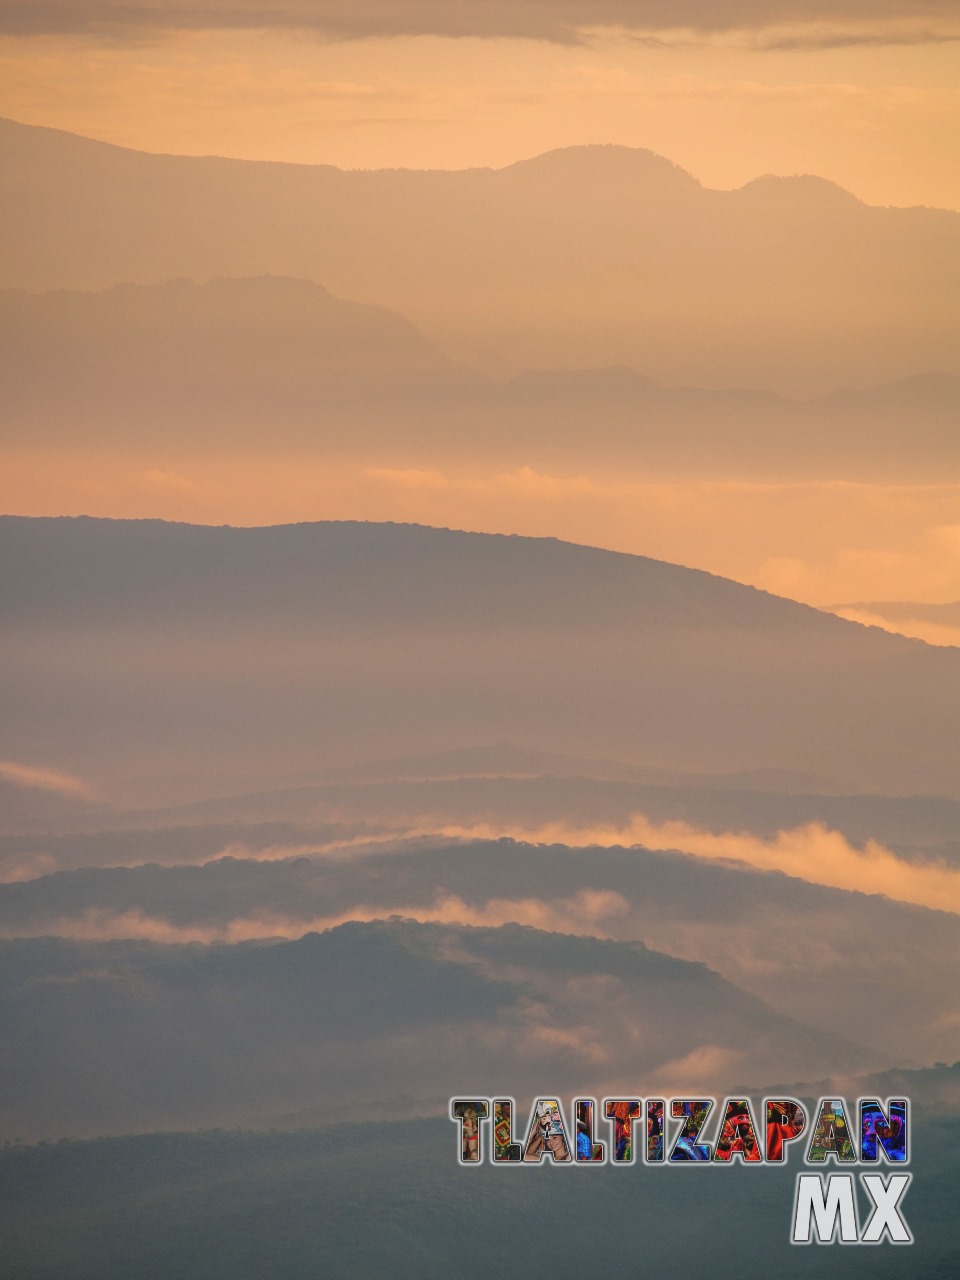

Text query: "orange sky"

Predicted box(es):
[1, 7, 958, 622]
[1, 17, 959, 207]
[3, 450, 960, 612]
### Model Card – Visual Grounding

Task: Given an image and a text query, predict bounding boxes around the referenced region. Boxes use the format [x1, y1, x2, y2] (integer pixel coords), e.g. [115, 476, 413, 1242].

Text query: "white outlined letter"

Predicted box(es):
[792, 1174, 858, 1243]
[861, 1174, 912, 1243]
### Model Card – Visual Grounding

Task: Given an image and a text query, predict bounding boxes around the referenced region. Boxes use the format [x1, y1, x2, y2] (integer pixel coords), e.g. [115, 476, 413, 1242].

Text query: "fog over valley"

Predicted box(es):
[1, 53, 957, 1270]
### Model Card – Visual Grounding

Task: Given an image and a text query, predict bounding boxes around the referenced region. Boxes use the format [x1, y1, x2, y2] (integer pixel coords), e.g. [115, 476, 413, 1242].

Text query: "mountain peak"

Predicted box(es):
[735, 173, 861, 207]
[503, 144, 700, 189]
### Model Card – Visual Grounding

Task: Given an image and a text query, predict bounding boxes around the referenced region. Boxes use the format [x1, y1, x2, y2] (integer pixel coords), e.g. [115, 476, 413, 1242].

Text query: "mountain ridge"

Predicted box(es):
[0, 918, 875, 1140]
[3, 517, 958, 798]
[0, 513, 924, 641]
[0, 117, 853, 198]
[3, 116, 956, 391]
[0, 117, 929, 211]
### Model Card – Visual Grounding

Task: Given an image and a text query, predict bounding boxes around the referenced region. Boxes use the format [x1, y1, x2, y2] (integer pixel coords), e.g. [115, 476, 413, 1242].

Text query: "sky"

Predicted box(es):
[0, 3, 959, 209]
[4, 452, 960, 613]
[3, 6, 960, 1151]
[0, 2, 957, 621]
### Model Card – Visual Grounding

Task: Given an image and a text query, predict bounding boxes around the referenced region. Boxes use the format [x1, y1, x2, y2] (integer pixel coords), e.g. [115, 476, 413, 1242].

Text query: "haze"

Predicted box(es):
[2, 9, 959, 1273]
[1, 6, 959, 209]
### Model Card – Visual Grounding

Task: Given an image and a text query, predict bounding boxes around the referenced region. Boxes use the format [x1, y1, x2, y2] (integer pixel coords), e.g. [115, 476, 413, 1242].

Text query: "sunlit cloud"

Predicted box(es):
[0, 758, 93, 797]
[0, 852, 58, 883]
[134, 468, 200, 495]
[0, 888, 630, 942]
[4, 452, 960, 606]
[645, 1044, 743, 1094]
[427, 816, 960, 914]
[826, 607, 960, 649]
[13, 812, 955, 944]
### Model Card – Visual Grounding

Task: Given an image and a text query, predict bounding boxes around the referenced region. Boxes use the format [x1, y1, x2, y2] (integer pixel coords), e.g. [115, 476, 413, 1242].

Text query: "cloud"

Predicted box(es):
[426, 816, 960, 914]
[753, 26, 960, 49]
[0, 758, 93, 797]
[755, 511, 960, 605]
[135, 468, 200, 496]
[827, 607, 960, 649]
[646, 1043, 743, 1093]
[6, 448, 960, 607]
[1, 2, 957, 46]
[0, 888, 631, 943]
[206, 838, 389, 863]
[0, 852, 58, 883]
[32, 813, 955, 946]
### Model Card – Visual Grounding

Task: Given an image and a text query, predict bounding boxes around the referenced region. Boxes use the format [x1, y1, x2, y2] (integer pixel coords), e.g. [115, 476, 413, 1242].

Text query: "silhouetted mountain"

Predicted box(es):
[823, 598, 960, 648]
[504, 144, 701, 195]
[822, 371, 960, 409]
[490, 367, 960, 478]
[0, 920, 870, 1140]
[1, 836, 955, 1061]
[832, 600, 960, 627]
[0, 277, 480, 444]
[2, 274, 955, 476]
[735, 172, 863, 208]
[857, 1061, 960, 1115]
[0, 514, 918, 631]
[3, 1114, 956, 1279]
[504, 364, 776, 403]
[3, 517, 958, 798]
[2, 118, 957, 392]
[7, 768, 958, 857]
[0, 779, 103, 837]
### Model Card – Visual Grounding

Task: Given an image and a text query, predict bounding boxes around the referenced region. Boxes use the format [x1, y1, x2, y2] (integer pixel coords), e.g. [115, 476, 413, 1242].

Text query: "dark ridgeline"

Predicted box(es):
[2, 517, 958, 796]
[1, 835, 957, 1064]
[0, 920, 872, 1142]
[1, 1110, 957, 1279]
[2, 116, 958, 1277]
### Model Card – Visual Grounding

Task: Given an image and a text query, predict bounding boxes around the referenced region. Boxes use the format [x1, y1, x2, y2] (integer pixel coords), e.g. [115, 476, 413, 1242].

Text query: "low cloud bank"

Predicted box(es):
[2, 1, 955, 47]
[0, 888, 630, 943]
[431, 816, 960, 914]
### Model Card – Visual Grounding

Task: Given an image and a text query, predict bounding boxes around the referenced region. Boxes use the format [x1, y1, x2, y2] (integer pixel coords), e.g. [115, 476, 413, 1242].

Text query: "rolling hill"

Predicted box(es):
[0, 919, 872, 1141]
[1, 835, 956, 1061]
[2, 517, 958, 798]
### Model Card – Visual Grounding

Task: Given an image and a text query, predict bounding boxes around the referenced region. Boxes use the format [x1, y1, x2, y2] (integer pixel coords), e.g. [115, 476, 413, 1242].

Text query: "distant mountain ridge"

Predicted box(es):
[2, 1113, 956, 1280]
[0, 919, 873, 1140]
[2, 832, 955, 1060]
[0, 118, 869, 204]
[2, 517, 959, 797]
[0, 514, 912, 634]
[500, 142, 704, 194]
[2, 277, 957, 477]
[0, 276, 480, 420]
[2, 117, 956, 391]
